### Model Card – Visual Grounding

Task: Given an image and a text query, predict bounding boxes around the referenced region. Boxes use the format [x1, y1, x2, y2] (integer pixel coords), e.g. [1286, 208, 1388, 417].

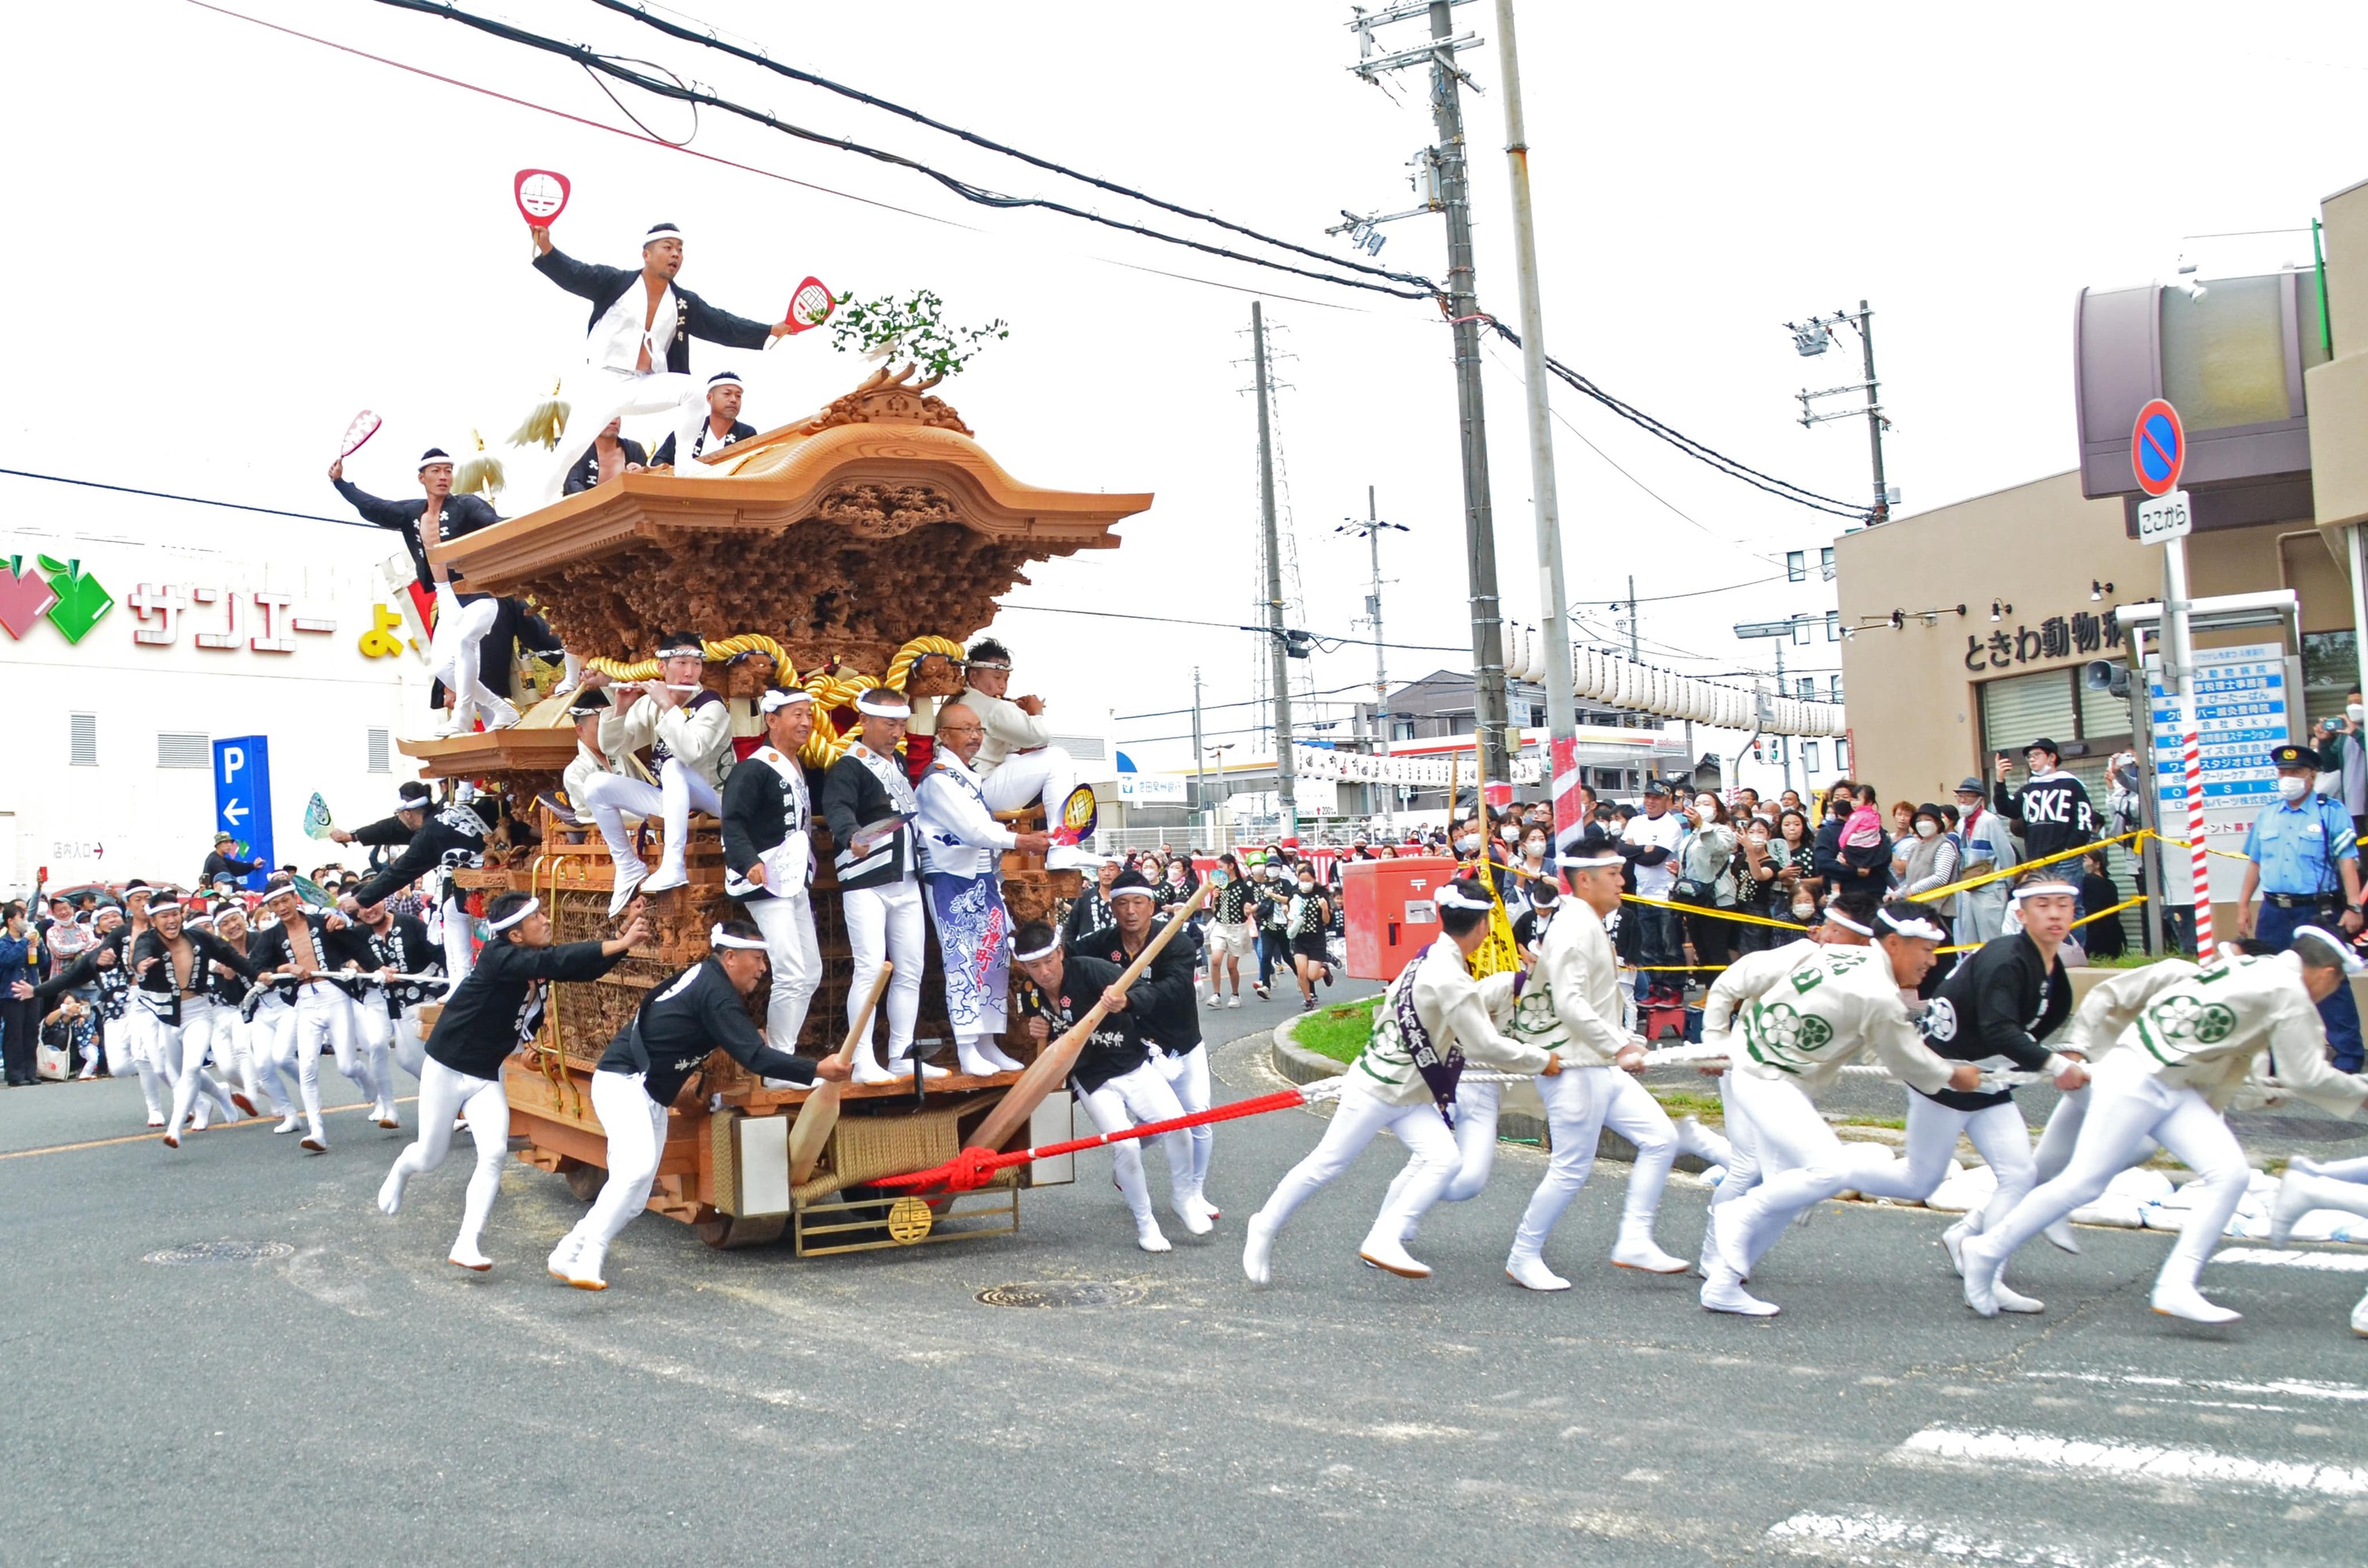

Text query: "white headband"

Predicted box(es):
[1014, 934, 1062, 963]
[709, 925, 767, 951]
[2294, 925, 2367, 975]
[2010, 879, 2079, 904]
[1877, 908, 1946, 942]
[488, 896, 540, 933]
[1824, 908, 1872, 936]
[654, 643, 706, 661]
[759, 687, 812, 713]
[854, 691, 911, 718]
[1436, 885, 1494, 912]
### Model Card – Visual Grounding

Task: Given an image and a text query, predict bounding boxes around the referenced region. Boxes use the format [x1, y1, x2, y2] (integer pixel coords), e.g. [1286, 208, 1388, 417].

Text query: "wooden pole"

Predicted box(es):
[786, 961, 894, 1185]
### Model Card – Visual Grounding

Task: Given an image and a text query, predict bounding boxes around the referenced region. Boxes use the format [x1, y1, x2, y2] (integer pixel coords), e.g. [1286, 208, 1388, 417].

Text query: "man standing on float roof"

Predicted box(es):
[2239, 740, 2366, 1072]
[530, 219, 794, 503]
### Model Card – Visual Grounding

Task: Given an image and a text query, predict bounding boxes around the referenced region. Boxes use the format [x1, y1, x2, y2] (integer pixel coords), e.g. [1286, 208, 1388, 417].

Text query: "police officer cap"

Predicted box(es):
[2271, 743, 2322, 771]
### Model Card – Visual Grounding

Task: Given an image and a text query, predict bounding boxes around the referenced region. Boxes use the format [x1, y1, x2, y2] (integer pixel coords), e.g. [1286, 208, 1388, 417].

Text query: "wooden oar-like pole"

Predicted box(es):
[787, 961, 894, 1185]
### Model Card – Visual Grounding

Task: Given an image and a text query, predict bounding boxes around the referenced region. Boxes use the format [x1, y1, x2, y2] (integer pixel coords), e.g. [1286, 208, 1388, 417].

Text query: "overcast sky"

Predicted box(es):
[7, 0, 2366, 773]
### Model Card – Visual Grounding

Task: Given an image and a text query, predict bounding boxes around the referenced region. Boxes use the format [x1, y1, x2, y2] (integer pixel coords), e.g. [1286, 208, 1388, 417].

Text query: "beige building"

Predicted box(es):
[1838, 175, 2368, 940]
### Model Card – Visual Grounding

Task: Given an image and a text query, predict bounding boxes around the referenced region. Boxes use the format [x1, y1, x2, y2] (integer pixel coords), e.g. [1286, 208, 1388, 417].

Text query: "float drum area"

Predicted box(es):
[400, 365, 1150, 1253]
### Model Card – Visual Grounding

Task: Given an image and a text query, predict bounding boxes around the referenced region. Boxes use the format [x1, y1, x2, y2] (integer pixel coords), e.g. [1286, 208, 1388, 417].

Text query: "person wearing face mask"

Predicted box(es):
[1894, 804, 1961, 991]
[2238, 743, 2366, 1072]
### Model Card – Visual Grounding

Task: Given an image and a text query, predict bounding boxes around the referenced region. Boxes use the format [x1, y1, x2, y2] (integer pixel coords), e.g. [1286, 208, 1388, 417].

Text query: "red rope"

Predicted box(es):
[874, 1089, 1312, 1191]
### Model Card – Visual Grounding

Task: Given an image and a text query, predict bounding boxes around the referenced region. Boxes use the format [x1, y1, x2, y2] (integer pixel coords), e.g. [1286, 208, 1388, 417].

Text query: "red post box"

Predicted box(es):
[1341, 856, 1462, 982]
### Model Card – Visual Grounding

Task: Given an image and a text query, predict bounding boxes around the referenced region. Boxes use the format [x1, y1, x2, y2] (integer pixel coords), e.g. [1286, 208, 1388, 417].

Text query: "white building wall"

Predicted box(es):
[0, 506, 429, 899]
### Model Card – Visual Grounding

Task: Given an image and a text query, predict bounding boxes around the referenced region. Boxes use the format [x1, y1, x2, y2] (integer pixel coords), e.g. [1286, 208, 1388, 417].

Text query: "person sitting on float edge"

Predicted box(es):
[952, 638, 1103, 871]
[549, 919, 852, 1290]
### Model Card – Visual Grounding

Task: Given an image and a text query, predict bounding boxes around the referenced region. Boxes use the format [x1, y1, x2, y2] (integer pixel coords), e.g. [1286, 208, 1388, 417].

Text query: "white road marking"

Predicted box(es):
[2213, 1247, 2368, 1273]
[1763, 1510, 2179, 1566]
[2025, 1370, 2368, 1405]
[1894, 1426, 2368, 1498]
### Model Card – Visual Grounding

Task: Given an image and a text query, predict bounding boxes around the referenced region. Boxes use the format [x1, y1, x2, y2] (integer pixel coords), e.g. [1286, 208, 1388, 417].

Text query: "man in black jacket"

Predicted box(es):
[819, 689, 929, 1083]
[1992, 738, 2097, 870]
[347, 795, 489, 982]
[651, 370, 757, 468]
[379, 889, 646, 1272]
[530, 219, 791, 503]
[721, 687, 822, 1058]
[1069, 870, 1218, 1226]
[1909, 873, 2091, 1311]
[330, 447, 517, 735]
[200, 832, 263, 890]
[329, 781, 431, 859]
[247, 879, 383, 1148]
[547, 919, 849, 1289]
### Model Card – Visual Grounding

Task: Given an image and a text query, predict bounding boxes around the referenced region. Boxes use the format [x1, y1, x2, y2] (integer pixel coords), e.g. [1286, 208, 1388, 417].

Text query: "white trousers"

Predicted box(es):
[1976, 1050, 2250, 1291]
[353, 1001, 428, 1088]
[1080, 1059, 1194, 1228]
[385, 1057, 509, 1257]
[1260, 1086, 1462, 1252]
[1718, 1068, 1928, 1269]
[425, 582, 507, 731]
[980, 746, 1078, 818]
[1902, 1092, 2039, 1235]
[288, 985, 372, 1140]
[561, 1069, 671, 1274]
[1152, 1045, 1213, 1188]
[746, 894, 822, 1057]
[161, 1000, 241, 1131]
[541, 367, 710, 503]
[579, 761, 720, 882]
[844, 881, 925, 1059]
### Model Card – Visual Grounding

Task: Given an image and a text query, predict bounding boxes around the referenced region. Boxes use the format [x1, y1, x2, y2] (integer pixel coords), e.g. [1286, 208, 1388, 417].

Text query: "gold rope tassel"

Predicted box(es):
[507, 378, 570, 451]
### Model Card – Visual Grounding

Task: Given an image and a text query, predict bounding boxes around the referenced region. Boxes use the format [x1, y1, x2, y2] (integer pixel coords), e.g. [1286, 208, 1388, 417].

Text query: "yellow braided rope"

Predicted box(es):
[885, 634, 965, 692]
[582, 633, 794, 687]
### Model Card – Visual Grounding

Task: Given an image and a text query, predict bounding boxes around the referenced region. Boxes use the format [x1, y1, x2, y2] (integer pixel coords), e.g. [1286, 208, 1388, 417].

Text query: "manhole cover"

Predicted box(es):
[976, 1281, 1145, 1308]
[142, 1241, 294, 1267]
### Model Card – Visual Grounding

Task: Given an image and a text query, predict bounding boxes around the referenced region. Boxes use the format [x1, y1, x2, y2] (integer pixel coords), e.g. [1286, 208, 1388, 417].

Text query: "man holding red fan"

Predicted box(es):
[530, 221, 793, 502]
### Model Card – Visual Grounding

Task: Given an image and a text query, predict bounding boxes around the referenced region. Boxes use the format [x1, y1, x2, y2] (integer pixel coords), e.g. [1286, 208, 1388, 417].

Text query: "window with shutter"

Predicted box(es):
[68, 713, 97, 767]
[156, 732, 210, 769]
[1979, 670, 2078, 758]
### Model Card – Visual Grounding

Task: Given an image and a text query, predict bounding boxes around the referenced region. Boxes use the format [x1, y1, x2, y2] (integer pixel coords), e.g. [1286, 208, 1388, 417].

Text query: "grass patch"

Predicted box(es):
[1293, 996, 1380, 1064]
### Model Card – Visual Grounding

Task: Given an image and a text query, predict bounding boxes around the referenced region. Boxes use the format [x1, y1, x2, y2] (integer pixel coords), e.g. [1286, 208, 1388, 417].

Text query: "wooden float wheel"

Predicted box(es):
[561, 1161, 608, 1203]
[698, 1214, 788, 1250]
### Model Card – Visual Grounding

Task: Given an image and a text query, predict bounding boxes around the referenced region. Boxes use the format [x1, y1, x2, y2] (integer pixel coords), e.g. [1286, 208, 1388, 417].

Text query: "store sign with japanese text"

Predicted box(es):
[1962, 608, 2126, 672]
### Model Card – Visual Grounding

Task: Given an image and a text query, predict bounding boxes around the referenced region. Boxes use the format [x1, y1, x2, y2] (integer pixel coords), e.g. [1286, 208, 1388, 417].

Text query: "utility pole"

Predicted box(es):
[1491, 0, 1578, 849]
[1253, 301, 1297, 840]
[1789, 300, 1893, 525]
[1339, 486, 1411, 836]
[1343, 1, 1510, 782]
[1191, 665, 1211, 853]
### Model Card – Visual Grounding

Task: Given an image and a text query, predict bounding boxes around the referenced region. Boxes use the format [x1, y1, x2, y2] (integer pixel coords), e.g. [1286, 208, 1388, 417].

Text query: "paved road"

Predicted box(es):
[2, 992, 2362, 1566]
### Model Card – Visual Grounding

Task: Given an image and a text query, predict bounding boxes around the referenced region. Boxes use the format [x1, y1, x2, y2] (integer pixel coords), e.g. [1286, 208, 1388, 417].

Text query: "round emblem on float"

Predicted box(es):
[886, 1196, 935, 1244]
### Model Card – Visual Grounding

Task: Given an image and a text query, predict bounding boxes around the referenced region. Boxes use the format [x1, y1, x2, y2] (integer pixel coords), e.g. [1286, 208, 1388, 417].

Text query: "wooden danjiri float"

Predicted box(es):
[402, 365, 1149, 1256]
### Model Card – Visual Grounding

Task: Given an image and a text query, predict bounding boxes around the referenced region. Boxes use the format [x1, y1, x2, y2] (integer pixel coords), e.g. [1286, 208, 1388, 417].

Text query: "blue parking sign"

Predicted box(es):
[212, 735, 275, 892]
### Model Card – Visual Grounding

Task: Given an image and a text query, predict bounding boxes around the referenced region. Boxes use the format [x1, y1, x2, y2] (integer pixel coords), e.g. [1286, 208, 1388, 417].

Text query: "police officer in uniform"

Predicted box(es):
[2239, 741, 2366, 1072]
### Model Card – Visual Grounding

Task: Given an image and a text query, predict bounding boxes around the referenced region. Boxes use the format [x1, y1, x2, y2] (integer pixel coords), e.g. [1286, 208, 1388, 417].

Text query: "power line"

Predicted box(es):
[1487, 320, 1871, 519]
[369, 0, 1440, 301]
[190, 2, 1369, 314]
[589, 0, 1438, 295]
[0, 467, 379, 530]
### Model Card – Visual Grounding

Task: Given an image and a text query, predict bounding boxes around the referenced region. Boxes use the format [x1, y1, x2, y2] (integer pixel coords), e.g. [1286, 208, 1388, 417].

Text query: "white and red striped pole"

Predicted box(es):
[2181, 709, 2213, 958]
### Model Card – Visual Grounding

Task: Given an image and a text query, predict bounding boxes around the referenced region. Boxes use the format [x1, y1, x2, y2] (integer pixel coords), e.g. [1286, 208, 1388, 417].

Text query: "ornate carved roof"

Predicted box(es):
[433, 365, 1152, 674]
